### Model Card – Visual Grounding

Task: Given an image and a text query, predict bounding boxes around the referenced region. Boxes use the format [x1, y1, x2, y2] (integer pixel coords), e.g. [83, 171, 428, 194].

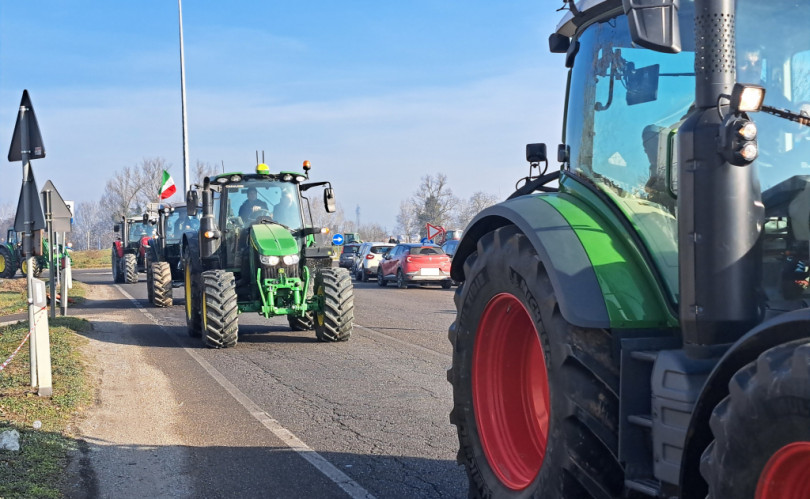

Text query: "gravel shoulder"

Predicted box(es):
[63, 283, 191, 498]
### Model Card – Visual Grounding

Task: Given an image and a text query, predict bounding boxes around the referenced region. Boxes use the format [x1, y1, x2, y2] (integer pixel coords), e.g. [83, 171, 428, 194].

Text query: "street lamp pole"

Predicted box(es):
[178, 0, 190, 196]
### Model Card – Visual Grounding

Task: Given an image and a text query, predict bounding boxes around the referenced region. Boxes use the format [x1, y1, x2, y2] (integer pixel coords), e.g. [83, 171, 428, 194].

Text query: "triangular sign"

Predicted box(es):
[40, 180, 72, 220]
[8, 90, 46, 162]
[426, 223, 443, 241]
[14, 167, 46, 233]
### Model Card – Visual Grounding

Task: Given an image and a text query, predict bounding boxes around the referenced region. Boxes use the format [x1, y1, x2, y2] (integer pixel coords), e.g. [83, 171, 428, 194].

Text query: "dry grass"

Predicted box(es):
[67, 250, 109, 270]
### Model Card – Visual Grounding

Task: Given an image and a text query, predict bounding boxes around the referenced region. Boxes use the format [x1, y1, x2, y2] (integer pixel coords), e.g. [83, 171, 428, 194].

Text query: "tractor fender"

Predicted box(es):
[450, 195, 610, 329]
[113, 240, 124, 259]
[679, 308, 810, 497]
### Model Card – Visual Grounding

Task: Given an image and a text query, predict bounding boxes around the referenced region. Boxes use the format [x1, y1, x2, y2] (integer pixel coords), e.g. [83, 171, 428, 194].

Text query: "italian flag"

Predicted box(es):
[159, 170, 176, 200]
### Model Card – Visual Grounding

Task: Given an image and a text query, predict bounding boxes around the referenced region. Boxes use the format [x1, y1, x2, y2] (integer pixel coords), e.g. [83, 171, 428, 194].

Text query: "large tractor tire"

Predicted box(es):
[288, 312, 315, 331]
[152, 261, 173, 308]
[314, 268, 354, 342]
[202, 270, 238, 348]
[183, 248, 202, 338]
[145, 258, 154, 303]
[123, 253, 138, 284]
[20, 257, 42, 278]
[701, 339, 810, 498]
[447, 225, 623, 498]
[112, 248, 123, 283]
[0, 246, 16, 278]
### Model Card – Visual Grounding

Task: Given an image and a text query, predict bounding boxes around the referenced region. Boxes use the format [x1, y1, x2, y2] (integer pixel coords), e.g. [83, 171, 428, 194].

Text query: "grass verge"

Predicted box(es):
[0, 280, 88, 317]
[68, 250, 109, 270]
[0, 316, 93, 498]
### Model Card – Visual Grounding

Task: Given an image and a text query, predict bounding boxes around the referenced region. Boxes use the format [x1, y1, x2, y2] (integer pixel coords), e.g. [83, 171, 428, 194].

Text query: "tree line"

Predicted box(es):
[1, 158, 500, 250]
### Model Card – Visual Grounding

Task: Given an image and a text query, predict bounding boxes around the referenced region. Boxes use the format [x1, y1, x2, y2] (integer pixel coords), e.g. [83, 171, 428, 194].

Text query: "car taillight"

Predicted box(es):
[366, 254, 374, 259]
[406, 256, 413, 263]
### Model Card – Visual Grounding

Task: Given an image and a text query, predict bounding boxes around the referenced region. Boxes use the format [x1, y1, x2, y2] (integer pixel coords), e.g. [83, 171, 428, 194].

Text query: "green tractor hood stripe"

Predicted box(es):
[251, 224, 298, 256]
[540, 190, 678, 329]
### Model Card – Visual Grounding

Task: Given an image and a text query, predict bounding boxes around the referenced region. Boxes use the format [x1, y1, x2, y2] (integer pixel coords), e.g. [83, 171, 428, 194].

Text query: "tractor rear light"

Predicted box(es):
[721, 116, 759, 166]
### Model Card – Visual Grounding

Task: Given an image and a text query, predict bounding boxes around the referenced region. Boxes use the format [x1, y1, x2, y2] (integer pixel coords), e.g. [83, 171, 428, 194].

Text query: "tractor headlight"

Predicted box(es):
[259, 255, 280, 266]
[282, 254, 300, 265]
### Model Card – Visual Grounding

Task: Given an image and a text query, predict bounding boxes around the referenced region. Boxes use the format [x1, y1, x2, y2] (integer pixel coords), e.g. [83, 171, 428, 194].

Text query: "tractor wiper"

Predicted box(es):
[761, 104, 810, 128]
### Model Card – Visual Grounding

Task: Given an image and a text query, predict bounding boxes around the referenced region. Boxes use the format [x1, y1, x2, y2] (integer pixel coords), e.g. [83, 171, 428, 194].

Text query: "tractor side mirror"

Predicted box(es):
[622, 0, 681, 53]
[626, 64, 660, 105]
[186, 191, 199, 217]
[324, 188, 336, 213]
[114, 224, 120, 233]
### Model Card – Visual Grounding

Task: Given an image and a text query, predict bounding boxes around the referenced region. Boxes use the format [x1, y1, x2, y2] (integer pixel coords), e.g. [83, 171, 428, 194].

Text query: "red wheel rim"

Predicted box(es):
[757, 442, 810, 499]
[472, 293, 550, 490]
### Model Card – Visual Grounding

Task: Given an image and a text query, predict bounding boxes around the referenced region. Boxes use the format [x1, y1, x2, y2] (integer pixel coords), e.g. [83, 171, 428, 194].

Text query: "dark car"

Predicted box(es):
[338, 243, 362, 269]
[441, 239, 460, 258]
[377, 243, 452, 288]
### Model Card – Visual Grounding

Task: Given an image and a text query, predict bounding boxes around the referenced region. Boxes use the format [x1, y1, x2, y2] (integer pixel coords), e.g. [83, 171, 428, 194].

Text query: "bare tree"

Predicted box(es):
[455, 191, 500, 230]
[100, 157, 172, 220]
[72, 200, 115, 250]
[395, 200, 418, 242]
[193, 160, 221, 187]
[411, 173, 458, 238]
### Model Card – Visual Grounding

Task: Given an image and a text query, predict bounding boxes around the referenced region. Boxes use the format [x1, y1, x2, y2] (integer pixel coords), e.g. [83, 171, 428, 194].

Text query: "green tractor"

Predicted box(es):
[0, 229, 49, 278]
[448, 1, 810, 498]
[143, 203, 199, 307]
[182, 160, 352, 348]
[112, 216, 152, 284]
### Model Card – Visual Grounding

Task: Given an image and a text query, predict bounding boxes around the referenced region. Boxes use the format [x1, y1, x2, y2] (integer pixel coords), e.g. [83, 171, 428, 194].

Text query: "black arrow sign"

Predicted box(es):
[8, 90, 45, 162]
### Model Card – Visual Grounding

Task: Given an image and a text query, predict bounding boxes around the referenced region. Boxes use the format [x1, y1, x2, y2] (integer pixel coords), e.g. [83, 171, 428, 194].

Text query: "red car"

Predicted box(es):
[377, 243, 452, 289]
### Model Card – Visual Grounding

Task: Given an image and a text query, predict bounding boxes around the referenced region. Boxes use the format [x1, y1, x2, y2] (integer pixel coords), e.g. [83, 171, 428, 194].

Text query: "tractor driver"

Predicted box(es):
[239, 187, 269, 222]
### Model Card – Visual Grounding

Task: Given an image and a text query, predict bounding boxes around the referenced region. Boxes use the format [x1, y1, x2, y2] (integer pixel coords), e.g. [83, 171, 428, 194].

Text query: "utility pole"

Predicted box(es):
[178, 0, 190, 196]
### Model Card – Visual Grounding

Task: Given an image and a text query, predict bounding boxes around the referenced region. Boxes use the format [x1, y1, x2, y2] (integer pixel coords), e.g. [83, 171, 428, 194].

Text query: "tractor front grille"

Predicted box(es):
[260, 262, 300, 281]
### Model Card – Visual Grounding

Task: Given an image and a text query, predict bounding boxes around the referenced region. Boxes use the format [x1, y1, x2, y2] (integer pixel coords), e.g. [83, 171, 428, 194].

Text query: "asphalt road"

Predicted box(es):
[71, 267, 467, 498]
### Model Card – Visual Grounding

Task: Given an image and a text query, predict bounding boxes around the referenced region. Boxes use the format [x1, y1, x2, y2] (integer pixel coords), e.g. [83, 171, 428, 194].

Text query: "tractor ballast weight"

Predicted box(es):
[183, 161, 353, 349]
[448, 1, 810, 498]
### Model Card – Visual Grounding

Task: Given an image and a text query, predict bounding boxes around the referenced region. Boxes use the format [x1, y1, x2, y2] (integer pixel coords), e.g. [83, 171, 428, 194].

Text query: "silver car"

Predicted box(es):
[354, 242, 395, 282]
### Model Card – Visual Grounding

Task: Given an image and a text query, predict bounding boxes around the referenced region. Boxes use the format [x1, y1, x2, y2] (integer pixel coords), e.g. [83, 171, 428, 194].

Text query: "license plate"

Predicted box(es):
[421, 268, 439, 276]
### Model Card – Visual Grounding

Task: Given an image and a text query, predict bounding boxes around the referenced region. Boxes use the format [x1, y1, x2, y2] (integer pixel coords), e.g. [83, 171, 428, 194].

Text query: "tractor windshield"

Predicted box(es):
[226, 179, 303, 230]
[564, 3, 695, 301]
[128, 221, 151, 241]
[165, 206, 199, 243]
[736, 1, 810, 189]
[736, 1, 810, 306]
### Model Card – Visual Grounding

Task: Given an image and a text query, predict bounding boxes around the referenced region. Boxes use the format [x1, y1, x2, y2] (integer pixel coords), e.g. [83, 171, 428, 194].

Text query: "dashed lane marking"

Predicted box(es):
[114, 285, 376, 499]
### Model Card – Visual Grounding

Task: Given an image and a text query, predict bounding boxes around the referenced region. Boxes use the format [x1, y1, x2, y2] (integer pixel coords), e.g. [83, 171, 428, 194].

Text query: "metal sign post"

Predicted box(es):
[8, 90, 50, 395]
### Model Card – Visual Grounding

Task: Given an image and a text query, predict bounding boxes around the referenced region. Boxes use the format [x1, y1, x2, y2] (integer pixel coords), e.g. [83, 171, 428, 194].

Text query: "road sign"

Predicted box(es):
[41, 180, 72, 233]
[8, 90, 45, 162]
[332, 233, 344, 245]
[13, 167, 46, 233]
[426, 223, 444, 241]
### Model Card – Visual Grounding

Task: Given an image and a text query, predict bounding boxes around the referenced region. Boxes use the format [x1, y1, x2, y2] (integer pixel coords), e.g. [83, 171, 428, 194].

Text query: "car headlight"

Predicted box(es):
[260, 255, 280, 266]
[282, 254, 300, 265]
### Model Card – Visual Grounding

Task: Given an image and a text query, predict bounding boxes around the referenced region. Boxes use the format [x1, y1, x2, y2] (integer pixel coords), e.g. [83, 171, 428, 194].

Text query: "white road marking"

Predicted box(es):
[114, 285, 376, 499]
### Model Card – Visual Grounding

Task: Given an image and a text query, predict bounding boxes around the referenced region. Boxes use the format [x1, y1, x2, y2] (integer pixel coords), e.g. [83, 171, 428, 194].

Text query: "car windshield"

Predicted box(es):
[225, 179, 302, 230]
[410, 246, 444, 255]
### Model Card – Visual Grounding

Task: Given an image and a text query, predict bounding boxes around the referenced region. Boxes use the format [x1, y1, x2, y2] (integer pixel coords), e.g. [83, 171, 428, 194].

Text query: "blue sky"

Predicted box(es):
[0, 1, 568, 231]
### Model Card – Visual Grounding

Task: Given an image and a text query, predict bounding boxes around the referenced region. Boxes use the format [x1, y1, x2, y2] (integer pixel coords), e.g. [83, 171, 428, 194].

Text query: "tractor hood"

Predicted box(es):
[250, 223, 298, 256]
